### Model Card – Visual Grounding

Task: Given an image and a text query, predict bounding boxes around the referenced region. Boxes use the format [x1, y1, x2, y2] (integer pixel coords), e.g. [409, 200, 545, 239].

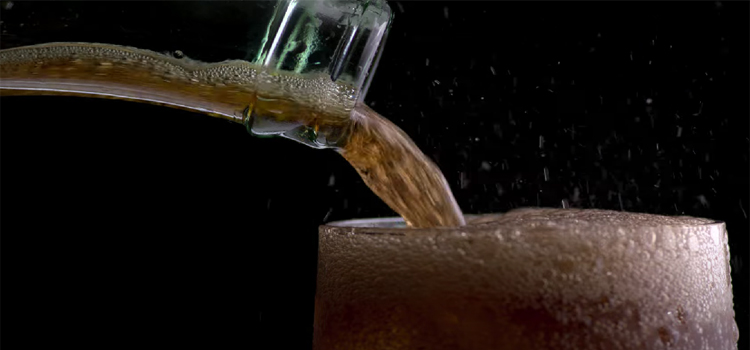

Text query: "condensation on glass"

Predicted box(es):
[314, 208, 738, 350]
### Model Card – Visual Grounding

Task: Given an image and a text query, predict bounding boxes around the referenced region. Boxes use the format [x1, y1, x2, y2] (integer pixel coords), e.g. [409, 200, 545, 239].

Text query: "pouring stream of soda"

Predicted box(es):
[0, 42, 465, 228]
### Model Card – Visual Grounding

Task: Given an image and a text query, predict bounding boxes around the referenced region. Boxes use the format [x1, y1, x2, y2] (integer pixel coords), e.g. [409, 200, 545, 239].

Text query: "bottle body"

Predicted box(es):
[0, 0, 393, 148]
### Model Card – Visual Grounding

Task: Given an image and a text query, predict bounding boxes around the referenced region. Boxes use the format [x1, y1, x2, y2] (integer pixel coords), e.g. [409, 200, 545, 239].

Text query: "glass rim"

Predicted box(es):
[321, 208, 724, 236]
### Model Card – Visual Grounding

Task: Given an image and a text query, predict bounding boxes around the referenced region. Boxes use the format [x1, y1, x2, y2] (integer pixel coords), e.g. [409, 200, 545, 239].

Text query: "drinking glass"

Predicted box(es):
[314, 208, 738, 349]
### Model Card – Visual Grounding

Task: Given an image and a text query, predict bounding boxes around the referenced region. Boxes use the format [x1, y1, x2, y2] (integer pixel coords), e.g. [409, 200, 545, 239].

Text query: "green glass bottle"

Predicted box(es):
[0, 0, 393, 148]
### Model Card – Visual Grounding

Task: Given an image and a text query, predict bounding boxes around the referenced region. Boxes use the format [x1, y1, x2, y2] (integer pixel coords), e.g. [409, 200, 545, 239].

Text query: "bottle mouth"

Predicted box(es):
[242, 0, 393, 149]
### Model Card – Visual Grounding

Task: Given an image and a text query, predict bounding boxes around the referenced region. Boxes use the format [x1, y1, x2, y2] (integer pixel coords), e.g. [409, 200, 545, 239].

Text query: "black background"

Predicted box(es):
[1, 1, 748, 349]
